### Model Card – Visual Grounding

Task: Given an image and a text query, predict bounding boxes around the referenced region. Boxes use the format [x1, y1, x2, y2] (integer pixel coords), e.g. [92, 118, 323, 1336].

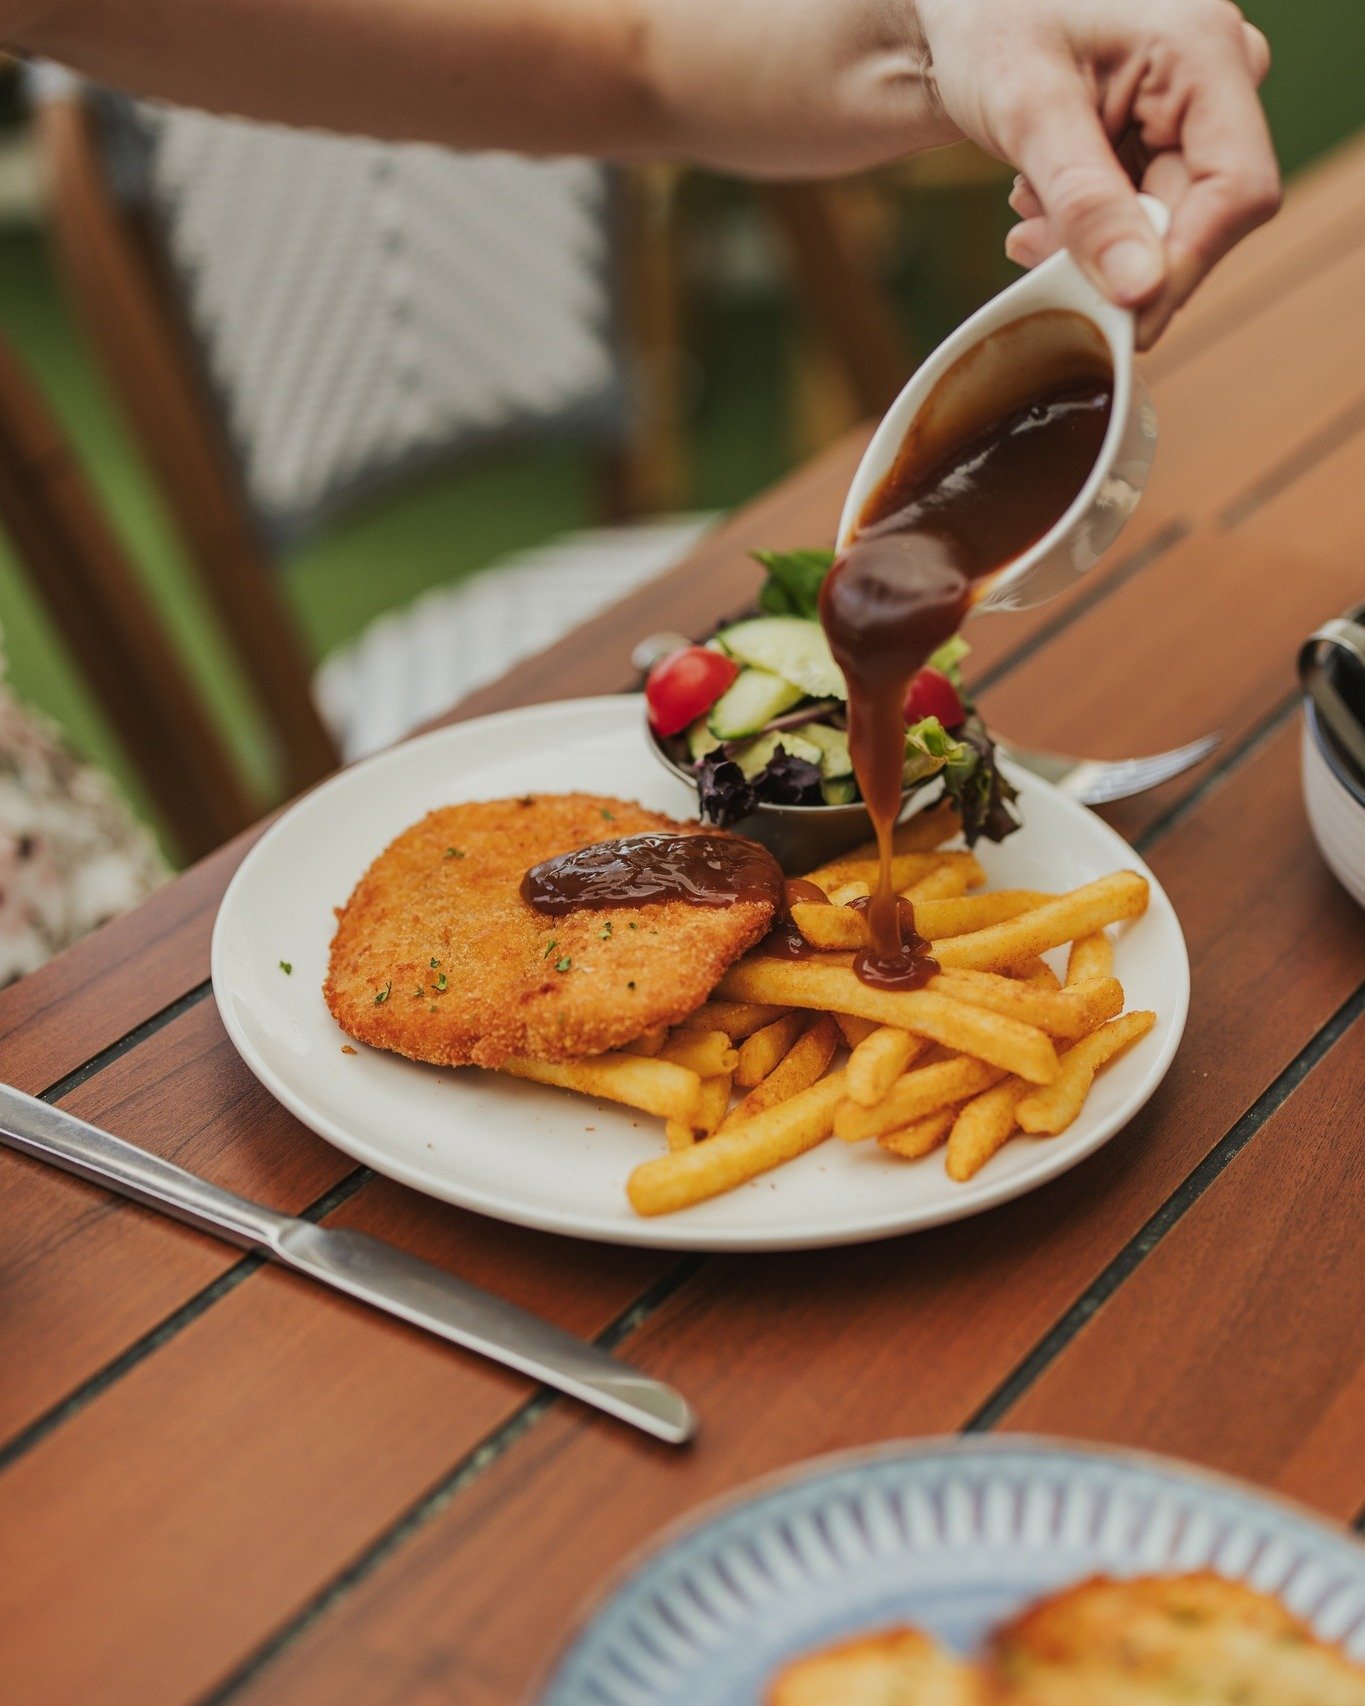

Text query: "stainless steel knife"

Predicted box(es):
[0, 1082, 695, 1444]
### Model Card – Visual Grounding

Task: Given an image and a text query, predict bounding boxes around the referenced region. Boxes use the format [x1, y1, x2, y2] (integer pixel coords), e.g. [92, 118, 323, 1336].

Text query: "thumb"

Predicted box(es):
[1009, 81, 1166, 308]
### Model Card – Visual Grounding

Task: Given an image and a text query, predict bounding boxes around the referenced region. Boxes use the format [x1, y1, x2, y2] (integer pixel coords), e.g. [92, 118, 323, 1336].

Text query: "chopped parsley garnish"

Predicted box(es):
[555, 956, 572, 973]
[374, 981, 391, 1005]
[435, 972, 448, 991]
[598, 921, 613, 940]
[542, 938, 558, 959]
[444, 847, 465, 860]
[412, 985, 425, 998]
[600, 808, 615, 821]
[430, 956, 440, 968]
[278, 960, 292, 975]
[628, 921, 638, 930]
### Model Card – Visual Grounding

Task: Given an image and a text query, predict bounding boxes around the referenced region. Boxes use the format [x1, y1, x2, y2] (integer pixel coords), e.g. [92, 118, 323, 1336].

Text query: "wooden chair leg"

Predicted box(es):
[36, 93, 340, 797]
[600, 164, 690, 520]
[0, 334, 254, 862]
[759, 180, 912, 421]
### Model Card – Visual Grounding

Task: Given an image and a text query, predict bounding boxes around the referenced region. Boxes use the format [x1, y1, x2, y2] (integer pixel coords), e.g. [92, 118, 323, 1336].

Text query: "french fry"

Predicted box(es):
[846, 1026, 924, 1107]
[677, 1000, 788, 1039]
[930, 873, 1150, 972]
[720, 1015, 840, 1130]
[792, 890, 1053, 952]
[500, 1052, 701, 1123]
[1067, 931, 1114, 986]
[628, 1070, 847, 1215]
[735, 1011, 809, 1088]
[657, 1028, 739, 1078]
[805, 851, 947, 893]
[789, 903, 866, 951]
[826, 878, 871, 905]
[915, 891, 1054, 938]
[835, 1012, 880, 1049]
[877, 1106, 956, 1159]
[1015, 956, 1063, 990]
[931, 969, 1125, 1039]
[665, 1071, 734, 1148]
[718, 958, 1059, 1083]
[835, 1056, 1005, 1142]
[697, 1071, 733, 1134]
[628, 1024, 668, 1057]
[902, 862, 971, 902]
[805, 848, 984, 896]
[945, 1077, 1032, 1180]
[818, 797, 961, 867]
[1015, 1010, 1156, 1135]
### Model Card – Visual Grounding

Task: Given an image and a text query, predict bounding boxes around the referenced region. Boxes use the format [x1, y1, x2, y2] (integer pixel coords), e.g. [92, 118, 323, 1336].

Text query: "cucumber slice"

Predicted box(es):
[732, 731, 823, 781]
[684, 714, 722, 765]
[716, 617, 847, 700]
[797, 722, 852, 779]
[820, 775, 858, 806]
[708, 667, 803, 739]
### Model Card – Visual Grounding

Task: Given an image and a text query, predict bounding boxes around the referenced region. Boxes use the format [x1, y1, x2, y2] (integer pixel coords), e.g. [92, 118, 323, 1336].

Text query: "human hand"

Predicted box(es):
[916, 0, 1280, 345]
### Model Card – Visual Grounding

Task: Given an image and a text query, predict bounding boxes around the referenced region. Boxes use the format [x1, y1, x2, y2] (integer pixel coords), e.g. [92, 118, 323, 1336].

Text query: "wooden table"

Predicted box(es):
[4, 134, 1365, 1706]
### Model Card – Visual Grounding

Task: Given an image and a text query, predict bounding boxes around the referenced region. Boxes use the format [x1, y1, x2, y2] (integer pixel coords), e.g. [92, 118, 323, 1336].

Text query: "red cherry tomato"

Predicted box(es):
[646, 645, 740, 737]
[903, 665, 966, 730]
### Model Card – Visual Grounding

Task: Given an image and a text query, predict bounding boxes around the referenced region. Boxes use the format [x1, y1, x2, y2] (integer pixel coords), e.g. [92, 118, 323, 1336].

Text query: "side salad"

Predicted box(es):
[646, 548, 1020, 846]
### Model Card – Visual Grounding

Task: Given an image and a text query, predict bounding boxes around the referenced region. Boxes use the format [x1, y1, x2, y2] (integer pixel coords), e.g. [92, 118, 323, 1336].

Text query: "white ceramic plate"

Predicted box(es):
[212, 696, 1189, 1250]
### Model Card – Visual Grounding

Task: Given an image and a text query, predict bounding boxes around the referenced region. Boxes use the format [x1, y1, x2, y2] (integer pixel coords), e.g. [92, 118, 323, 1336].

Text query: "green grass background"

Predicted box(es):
[1, 0, 1361, 856]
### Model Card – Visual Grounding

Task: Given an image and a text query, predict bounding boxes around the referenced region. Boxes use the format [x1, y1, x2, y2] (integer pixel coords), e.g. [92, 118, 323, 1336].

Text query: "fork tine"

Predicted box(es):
[1074, 734, 1222, 804]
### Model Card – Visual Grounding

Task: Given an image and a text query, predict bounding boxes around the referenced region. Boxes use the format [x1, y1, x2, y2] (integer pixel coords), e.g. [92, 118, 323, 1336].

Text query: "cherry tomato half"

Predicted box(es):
[646, 645, 740, 737]
[902, 665, 966, 730]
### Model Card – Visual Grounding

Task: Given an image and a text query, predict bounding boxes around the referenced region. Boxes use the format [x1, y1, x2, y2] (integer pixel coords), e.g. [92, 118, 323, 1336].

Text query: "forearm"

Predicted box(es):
[6, 0, 666, 156]
[2, 0, 953, 173]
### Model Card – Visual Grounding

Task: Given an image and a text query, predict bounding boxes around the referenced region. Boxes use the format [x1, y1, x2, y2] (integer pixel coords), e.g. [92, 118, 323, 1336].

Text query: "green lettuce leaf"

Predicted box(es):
[751, 548, 835, 620]
[927, 633, 971, 687]
[901, 716, 968, 787]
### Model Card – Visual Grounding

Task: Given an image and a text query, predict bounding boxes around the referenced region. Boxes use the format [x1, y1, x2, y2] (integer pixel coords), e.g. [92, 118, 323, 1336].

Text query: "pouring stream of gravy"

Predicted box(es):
[820, 362, 1113, 989]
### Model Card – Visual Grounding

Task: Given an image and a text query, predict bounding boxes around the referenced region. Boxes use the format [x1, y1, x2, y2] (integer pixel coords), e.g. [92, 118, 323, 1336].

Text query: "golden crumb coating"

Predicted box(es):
[324, 793, 777, 1067]
[985, 1571, 1365, 1705]
[767, 1626, 984, 1706]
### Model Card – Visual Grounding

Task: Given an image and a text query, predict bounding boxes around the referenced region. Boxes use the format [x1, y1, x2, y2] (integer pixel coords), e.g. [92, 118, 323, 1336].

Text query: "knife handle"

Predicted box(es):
[0, 1082, 288, 1248]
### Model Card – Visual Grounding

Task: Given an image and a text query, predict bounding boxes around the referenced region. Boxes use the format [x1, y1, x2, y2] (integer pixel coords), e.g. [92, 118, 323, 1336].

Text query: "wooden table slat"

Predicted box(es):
[0, 833, 253, 1096]
[976, 526, 1365, 843]
[1002, 1007, 1365, 1518]
[0, 998, 354, 1441]
[0, 1179, 672, 1706]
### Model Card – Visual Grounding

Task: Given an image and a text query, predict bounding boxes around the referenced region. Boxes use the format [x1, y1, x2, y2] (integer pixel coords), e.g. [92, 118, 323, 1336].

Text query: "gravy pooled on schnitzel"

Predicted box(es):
[522, 831, 783, 914]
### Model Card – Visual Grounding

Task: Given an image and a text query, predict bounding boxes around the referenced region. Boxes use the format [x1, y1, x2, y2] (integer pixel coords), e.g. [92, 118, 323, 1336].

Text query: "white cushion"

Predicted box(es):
[313, 514, 715, 761]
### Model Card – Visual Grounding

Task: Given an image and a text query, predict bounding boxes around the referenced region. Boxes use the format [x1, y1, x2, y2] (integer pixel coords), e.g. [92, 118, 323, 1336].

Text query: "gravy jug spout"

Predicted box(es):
[838, 195, 1170, 613]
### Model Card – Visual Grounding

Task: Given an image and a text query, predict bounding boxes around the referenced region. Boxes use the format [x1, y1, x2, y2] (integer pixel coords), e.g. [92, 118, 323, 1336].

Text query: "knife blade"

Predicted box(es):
[0, 1082, 695, 1444]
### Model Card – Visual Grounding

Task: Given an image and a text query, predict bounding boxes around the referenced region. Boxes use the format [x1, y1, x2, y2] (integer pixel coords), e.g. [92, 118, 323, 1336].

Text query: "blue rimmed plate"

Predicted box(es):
[539, 1438, 1365, 1703]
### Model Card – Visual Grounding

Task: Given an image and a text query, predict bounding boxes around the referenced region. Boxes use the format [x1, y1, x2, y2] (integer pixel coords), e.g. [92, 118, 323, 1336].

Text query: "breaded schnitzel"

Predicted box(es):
[325, 793, 779, 1067]
[986, 1571, 1365, 1704]
[768, 1626, 983, 1705]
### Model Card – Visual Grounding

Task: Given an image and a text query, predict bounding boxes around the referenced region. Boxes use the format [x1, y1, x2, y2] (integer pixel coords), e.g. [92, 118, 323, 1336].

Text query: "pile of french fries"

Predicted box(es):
[499, 801, 1156, 1217]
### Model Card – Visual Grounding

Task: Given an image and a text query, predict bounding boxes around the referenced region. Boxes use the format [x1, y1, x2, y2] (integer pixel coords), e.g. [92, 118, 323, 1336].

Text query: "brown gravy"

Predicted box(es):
[521, 831, 785, 915]
[821, 367, 1112, 989]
